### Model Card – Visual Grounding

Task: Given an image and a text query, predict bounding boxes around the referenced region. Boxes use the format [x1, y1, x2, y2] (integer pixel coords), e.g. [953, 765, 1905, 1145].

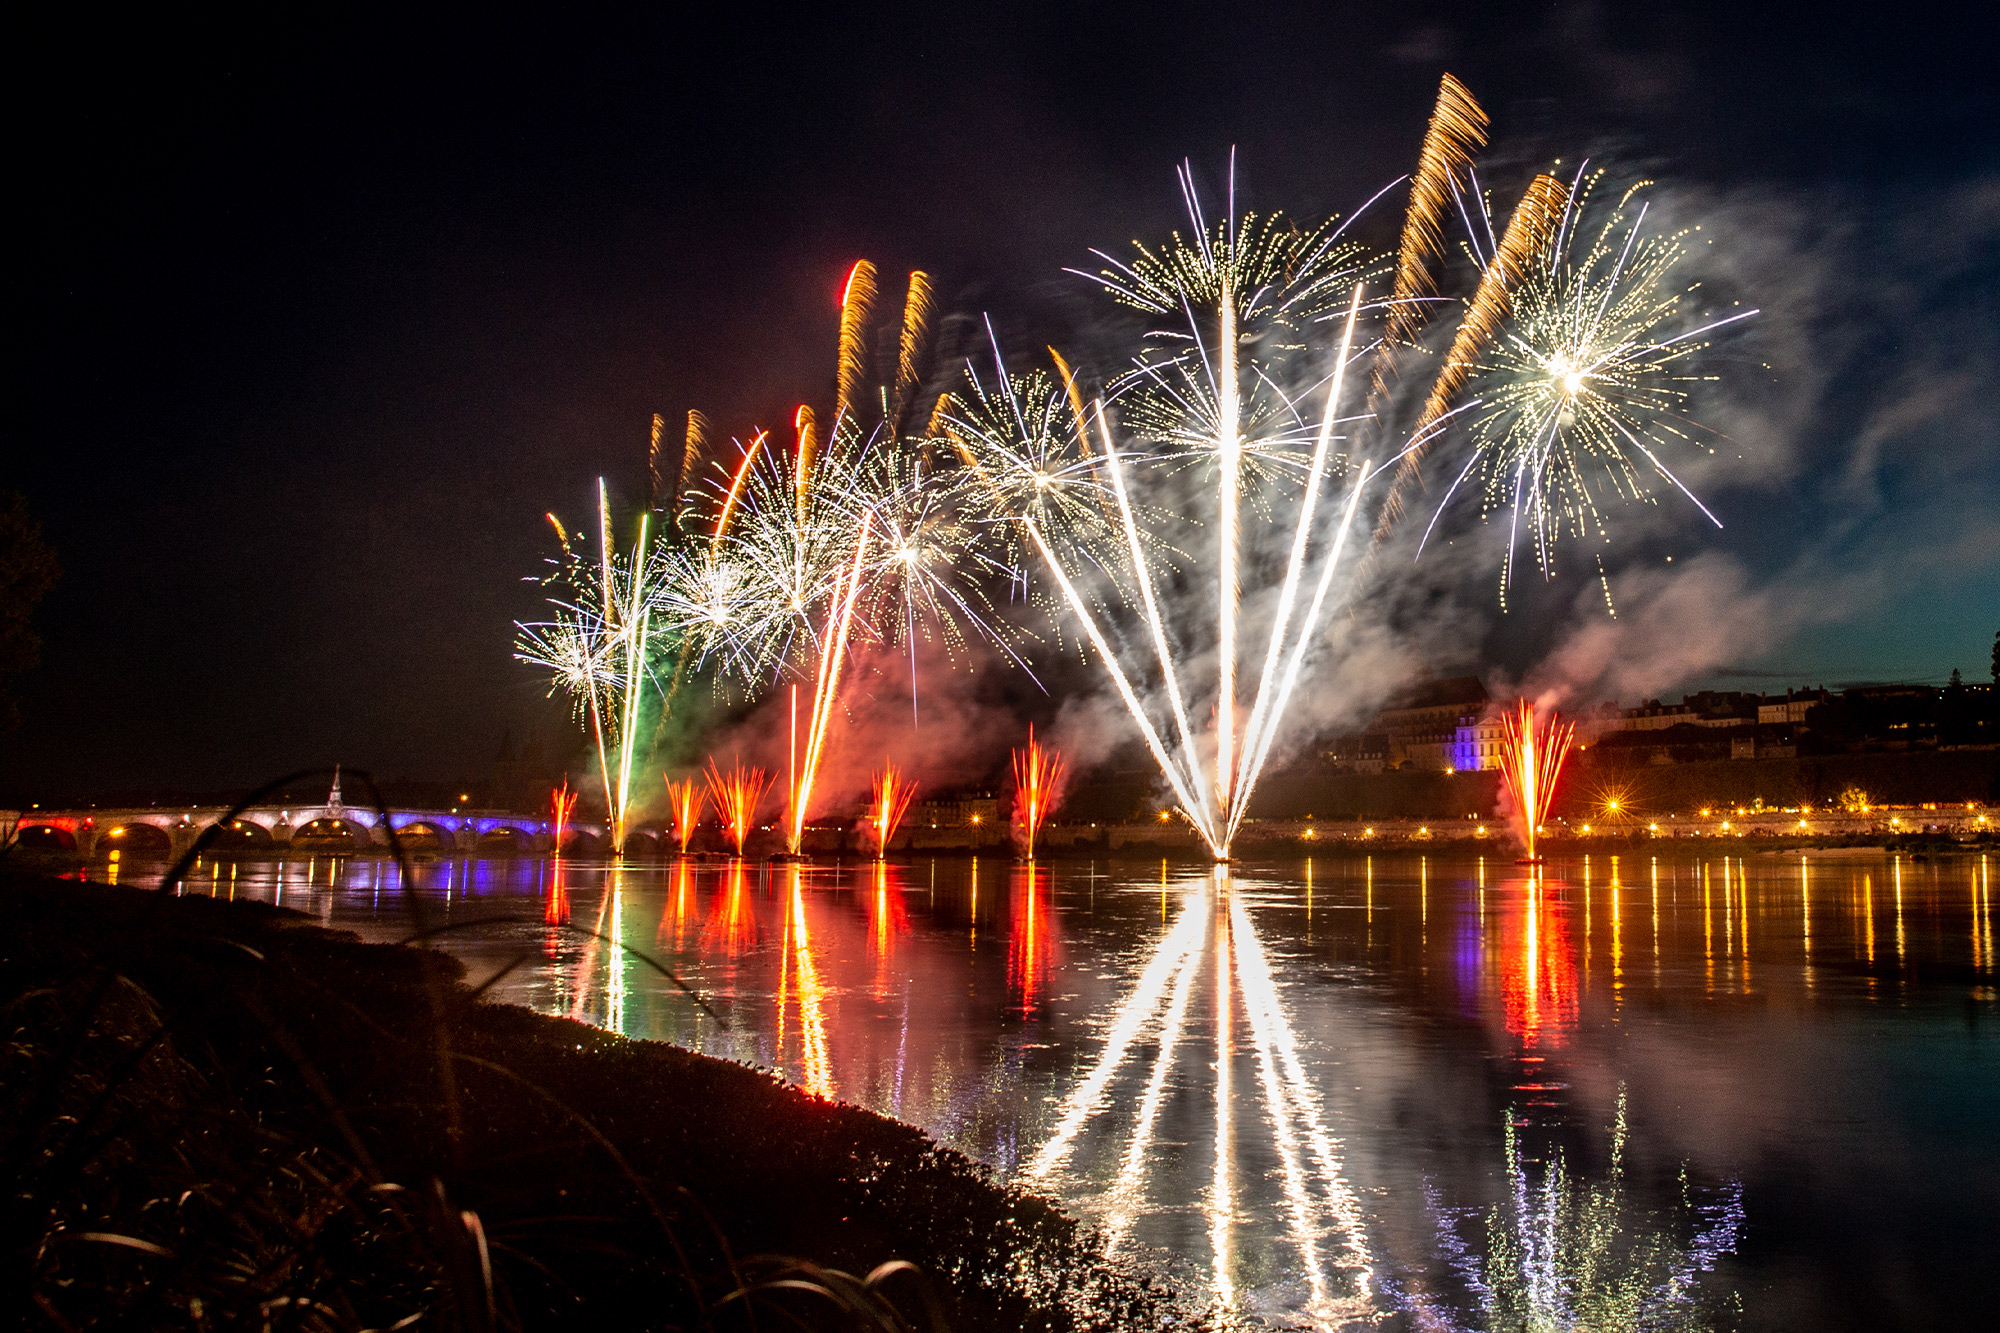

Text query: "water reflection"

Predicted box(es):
[114, 849, 2000, 1331]
[1007, 863, 1056, 1016]
[1498, 878, 1578, 1049]
[1401, 1092, 1745, 1332]
[777, 868, 834, 1099]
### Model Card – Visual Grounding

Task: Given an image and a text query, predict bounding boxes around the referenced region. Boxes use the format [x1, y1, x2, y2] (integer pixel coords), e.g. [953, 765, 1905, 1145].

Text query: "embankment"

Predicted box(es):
[0, 871, 1179, 1331]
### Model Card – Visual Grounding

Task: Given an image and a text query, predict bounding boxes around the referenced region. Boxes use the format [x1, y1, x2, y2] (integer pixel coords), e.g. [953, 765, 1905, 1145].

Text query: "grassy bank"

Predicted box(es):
[1, 871, 1184, 1331]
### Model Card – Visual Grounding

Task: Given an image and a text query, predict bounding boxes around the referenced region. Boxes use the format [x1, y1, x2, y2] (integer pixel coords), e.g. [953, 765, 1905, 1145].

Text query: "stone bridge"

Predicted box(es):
[4, 776, 603, 860]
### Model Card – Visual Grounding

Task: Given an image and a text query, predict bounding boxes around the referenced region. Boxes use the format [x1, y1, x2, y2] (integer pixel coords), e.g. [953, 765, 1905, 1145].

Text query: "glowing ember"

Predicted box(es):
[1499, 699, 1576, 862]
[664, 776, 705, 855]
[705, 757, 773, 857]
[867, 765, 918, 857]
[1011, 725, 1067, 859]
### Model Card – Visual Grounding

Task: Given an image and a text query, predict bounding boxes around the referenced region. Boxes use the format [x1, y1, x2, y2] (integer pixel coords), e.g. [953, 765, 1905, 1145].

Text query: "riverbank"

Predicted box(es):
[0, 870, 1183, 1331]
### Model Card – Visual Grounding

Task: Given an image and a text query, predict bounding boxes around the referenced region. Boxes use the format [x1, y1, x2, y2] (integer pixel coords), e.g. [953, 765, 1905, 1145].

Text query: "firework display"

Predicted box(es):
[1498, 699, 1577, 862]
[866, 766, 918, 857]
[664, 776, 704, 855]
[705, 757, 772, 856]
[1422, 169, 1757, 606]
[1011, 726, 1067, 859]
[514, 74, 1744, 862]
[549, 780, 578, 855]
[515, 483, 670, 855]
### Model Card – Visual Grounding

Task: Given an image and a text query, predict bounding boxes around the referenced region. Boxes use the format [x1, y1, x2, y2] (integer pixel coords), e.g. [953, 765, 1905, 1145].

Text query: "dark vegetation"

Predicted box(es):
[1, 866, 1179, 1331]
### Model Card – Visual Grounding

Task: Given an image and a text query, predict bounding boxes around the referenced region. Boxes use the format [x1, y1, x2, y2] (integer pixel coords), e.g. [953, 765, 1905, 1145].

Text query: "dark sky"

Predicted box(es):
[9, 1, 1999, 801]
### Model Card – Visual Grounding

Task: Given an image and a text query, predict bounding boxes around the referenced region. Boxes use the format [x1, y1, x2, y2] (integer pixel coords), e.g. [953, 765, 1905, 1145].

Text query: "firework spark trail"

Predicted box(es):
[1499, 699, 1576, 861]
[1440, 173, 1757, 598]
[1216, 275, 1241, 821]
[613, 513, 652, 853]
[868, 766, 918, 857]
[664, 777, 703, 854]
[705, 758, 772, 856]
[1021, 515, 1221, 851]
[1229, 460, 1371, 847]
[549, 780, 578, 854]
[517, 482, 672, 856]
[1024, 891, 1208, 1181]
[711, 430, 767, 551]
[1096, 405, 1213, 833]
[788, 513, 875, 853]
[1386, 73, 1490, 353]
[1010, 726, 1066, 859]
[833, 260, 878, 432]
[678, 410, 710, 528]
[1377, 172, 1568, 537]
[1233, 285, 1364, 825]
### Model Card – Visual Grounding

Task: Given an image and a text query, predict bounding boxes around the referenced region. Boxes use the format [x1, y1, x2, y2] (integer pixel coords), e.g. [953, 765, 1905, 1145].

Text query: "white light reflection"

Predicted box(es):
[1101, 905, 1208, 1253]
[1027, 869, 1375, 1324]
[1229, 885, 1375, 1316]
[1024, 888, 1207, 1181]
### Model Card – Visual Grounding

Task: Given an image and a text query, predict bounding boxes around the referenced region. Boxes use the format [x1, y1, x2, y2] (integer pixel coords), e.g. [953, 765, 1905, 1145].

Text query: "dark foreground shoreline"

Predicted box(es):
[1, 871, 1186, 1331]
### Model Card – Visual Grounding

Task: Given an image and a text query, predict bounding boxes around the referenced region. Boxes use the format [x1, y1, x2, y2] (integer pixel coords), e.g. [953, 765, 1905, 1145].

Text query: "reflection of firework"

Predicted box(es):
[1006, 863, 1057, 1017]
[1010, 725, 1066, 859]
[664, 776, 704, 855]
[705, 758, 772, 856]
[1498, 880, 1577, 1048]
[543, 858, 569, 934]
[702, 861, 759, 956]
[1500, 700, 1576, 862]
[866, 766, 918, 857]
[1400, 1090, 1746, 1331]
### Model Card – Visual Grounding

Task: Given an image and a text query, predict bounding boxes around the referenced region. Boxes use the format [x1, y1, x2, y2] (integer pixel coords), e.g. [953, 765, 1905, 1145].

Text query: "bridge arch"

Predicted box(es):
[98, 821, 175, 856]
[290, 817, 371, 851]
[474, 824, 527, 854]
[203, 817, 277, 851]
[560, 828, 605, 855]
[388, 820, 458, 854]
[14, 822, 77, 851]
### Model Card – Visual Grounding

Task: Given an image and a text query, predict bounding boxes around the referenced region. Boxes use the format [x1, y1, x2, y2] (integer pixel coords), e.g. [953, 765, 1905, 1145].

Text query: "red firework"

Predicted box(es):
[705, 757, 773, 857]
[550, 780, 578, 855]
[868, 766, 918, 857]
[1010, 725, 1067, 859]
[665, 776, 706, 855]
[1498, 699, 1576, 863]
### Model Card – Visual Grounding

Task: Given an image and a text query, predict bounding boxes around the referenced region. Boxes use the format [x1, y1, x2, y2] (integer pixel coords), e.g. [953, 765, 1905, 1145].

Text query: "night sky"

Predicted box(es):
[10, 1, 1999, 801]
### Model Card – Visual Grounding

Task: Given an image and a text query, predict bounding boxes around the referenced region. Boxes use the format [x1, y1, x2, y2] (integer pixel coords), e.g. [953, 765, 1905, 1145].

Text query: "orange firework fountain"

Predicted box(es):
[706, 757, 773, 857]
[664, 776, 705, 855]
[1010, 725, 1067, 859]
[1498, 699, 1576, 863]
[549, 780, 578, 855]
[867, 765, 918, 858]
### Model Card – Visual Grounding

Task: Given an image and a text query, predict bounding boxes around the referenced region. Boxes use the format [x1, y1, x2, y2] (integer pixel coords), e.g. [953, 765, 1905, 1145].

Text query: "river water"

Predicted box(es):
[131, 849, 1996, 1330]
